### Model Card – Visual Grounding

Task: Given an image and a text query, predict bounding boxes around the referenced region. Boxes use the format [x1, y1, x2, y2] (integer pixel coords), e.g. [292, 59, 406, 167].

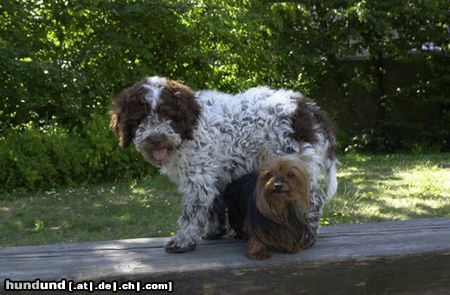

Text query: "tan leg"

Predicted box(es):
[247, 236, 271, 260]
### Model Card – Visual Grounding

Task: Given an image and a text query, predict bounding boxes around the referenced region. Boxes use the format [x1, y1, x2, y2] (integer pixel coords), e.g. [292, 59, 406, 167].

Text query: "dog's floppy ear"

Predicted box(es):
[157, 80, 202, 140]
[110, 81, 151, 148]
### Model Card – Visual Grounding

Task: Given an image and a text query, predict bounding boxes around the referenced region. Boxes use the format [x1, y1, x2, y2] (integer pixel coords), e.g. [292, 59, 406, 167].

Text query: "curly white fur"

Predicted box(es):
[132, 77, 337, 252]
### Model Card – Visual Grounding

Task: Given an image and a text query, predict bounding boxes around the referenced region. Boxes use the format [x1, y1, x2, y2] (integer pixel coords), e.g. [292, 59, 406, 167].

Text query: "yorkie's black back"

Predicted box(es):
[222, 172, 257, 239]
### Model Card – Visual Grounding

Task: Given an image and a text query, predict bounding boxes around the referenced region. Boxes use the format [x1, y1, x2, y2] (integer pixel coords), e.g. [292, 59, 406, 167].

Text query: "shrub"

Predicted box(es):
[0, 115, 155, 192]
[0, 0, 448, 191]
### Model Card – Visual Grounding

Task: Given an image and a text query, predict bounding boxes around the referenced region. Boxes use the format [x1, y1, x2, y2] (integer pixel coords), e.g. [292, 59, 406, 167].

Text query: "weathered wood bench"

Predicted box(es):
[1, 217, 449, 294]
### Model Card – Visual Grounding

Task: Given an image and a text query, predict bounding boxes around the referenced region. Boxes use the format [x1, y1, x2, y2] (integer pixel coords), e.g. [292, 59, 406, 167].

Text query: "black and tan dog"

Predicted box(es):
[223, 155, 315, 259]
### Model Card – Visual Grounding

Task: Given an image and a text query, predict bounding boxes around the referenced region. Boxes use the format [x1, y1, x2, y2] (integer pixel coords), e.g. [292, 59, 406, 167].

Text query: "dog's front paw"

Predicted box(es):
[247, 248, 271, 260]
[247, 236, 271, 260]
[164, 237, 197, 253]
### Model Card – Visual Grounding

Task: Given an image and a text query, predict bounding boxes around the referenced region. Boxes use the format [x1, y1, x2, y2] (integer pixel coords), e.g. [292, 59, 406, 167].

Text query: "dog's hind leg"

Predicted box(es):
[302, 186, 325, 248]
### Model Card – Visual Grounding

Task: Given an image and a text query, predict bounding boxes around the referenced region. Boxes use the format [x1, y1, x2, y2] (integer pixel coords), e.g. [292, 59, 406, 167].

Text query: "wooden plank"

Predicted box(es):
[1, 218, 449, 294]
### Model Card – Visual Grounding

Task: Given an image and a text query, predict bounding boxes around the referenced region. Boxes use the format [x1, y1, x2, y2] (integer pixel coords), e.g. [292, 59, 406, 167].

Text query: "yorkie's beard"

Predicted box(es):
[256, 192, 307, 225]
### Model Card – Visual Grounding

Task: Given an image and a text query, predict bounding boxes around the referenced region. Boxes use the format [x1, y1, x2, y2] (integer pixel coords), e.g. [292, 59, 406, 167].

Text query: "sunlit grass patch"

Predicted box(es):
[322, 153, 450, 225]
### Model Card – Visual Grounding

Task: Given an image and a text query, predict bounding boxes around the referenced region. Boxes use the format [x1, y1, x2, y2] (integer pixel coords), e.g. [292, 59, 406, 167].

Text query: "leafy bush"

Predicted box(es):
[0, 115, 155, 191]
[0, 0, 448, 190]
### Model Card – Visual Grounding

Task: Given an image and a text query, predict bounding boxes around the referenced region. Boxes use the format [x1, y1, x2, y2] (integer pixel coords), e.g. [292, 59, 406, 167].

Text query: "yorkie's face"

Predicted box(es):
[256, 156, 310, 217]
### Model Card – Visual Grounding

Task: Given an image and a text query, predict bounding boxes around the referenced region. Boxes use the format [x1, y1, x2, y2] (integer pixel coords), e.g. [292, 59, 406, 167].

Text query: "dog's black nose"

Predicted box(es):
[274, 183, 283, 192]
[145, 134, 166, 146]
[152, 138, 162, 145]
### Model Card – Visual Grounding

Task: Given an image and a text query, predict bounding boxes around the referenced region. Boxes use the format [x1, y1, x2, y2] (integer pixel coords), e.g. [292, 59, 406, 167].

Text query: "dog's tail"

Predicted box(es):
[325, 156, 338, 199]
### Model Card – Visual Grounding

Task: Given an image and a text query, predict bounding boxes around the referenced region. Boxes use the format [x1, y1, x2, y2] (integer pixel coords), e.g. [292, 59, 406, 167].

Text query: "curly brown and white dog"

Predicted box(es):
[223, 155, 314, 259]
[110, 76, 337, 253]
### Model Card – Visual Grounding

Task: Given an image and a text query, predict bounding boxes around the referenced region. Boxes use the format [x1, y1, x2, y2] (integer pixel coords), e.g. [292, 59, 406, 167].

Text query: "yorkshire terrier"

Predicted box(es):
[223, 155, 315, 260]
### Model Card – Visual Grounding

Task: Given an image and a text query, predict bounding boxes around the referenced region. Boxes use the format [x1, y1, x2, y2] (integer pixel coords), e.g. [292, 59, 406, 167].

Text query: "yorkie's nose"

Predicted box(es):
[274, 183, 284, 192]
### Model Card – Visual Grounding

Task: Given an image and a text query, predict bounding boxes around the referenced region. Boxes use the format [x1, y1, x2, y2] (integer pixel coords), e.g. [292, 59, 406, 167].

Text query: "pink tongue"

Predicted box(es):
[153, 149, 168, 161]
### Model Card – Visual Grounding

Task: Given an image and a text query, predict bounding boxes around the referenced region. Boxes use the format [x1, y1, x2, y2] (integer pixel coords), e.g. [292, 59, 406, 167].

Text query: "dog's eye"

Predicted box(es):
[265, 171, 274, 178]
[287, 172, 294, 178]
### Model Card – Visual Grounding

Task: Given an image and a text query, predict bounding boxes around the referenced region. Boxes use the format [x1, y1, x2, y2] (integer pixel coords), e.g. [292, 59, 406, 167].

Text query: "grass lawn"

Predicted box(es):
[321, 153, 450, 225]
[1, 153, 449, 247]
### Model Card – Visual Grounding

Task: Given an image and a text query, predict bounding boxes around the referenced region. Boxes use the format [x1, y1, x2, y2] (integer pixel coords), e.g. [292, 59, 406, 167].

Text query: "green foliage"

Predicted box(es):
[0, 115, 156, 191]
[0, 0, 448, 190]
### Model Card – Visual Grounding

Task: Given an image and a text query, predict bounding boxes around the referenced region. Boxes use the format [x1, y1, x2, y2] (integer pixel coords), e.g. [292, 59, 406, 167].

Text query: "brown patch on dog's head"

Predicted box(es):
[156, 80, 202, 140]
[109, 79, 151, 148]
[256, 155, 310, 223]
[110, 77, 202, 149]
